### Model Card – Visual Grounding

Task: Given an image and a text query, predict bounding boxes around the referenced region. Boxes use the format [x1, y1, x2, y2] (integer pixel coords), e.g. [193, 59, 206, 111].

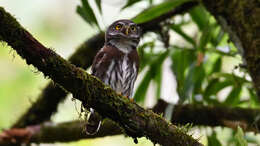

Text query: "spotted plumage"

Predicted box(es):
[85, 19, 141, 135]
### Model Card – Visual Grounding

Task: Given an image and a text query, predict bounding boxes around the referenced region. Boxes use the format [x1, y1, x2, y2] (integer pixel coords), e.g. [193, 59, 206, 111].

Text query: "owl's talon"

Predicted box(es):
[129, 98, 134, 102]
[118, 92, 124, 97]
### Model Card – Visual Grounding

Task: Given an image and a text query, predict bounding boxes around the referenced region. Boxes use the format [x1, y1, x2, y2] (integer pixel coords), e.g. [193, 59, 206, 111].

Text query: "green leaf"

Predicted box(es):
[215, 29, 225, 44]
[180, 62, 205, 102]
[171, 49, 196, 100]
[211, 27, 225, 47]
[170, 24, 196, 47]
[207, 131, 222, 146]
[248, 88, 260, 107]
[223, 86, 242, 106]
[77, 0, 99, 28]
[95, 0, 102, 14]
[171, 49, 196, 86]
[133, 0, 191, 24]
[203, 79, 233, 104]
[208, 57, 222, 75]
[138, 42, 155, 70]
[134, 69, 152, 102]
[181, 63, 196, 101]
[198, 22, 213, 51]
[213, 73, 250, 84]
[234, 127, 248, 146]
[193, 64, 206, 95]
[151, 51, 169, 98]
[122, 0, 142, 9]
[189, 5, 209, 30]
[134, 51, 168, 102]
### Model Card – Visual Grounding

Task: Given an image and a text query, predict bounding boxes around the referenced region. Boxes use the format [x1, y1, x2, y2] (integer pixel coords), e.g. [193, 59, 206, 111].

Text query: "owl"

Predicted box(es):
[85, 19, 141, 135]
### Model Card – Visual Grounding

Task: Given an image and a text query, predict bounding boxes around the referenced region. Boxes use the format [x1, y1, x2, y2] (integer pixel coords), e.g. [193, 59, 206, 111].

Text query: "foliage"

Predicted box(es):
[234, 127, 248, 146]
[77, 0, 100, 29]
[207, 131, 221, 146]
[132, 0, 191, 24]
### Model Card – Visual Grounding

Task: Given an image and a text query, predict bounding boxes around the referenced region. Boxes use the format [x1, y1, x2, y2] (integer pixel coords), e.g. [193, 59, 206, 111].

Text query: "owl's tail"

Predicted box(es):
[85, 108, 102, 135]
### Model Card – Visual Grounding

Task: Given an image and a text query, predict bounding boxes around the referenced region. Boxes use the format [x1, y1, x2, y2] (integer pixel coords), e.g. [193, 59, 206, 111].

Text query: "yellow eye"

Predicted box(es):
[115, 24, 122, 30]
[130, 26, 136, 31]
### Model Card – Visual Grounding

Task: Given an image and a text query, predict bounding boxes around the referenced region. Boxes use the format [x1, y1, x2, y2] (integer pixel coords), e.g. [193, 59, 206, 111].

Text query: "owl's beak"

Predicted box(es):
[124, 26, 130, 35]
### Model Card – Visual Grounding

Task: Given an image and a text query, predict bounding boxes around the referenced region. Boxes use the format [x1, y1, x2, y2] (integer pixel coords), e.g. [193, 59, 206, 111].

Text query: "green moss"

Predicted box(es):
[0, 7, 25, 49]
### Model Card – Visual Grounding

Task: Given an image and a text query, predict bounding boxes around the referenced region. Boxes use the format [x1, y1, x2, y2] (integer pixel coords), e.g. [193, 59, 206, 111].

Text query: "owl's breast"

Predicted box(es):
[108, 54, 137, 97]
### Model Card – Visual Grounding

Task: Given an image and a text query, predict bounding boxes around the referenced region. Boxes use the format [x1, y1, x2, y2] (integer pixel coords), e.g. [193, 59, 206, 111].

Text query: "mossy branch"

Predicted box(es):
[12, 33, 105, 128]
[1, 101, 260, 145]
[12, 1, 198, 128]
[0, 120, 121, 145]
[0, 7, 202, 146]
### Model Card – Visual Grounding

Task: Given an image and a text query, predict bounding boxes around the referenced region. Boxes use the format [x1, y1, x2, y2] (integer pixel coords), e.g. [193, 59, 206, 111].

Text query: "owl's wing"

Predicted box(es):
[91, 47, 111, 82]
[87, 49, 108, 135]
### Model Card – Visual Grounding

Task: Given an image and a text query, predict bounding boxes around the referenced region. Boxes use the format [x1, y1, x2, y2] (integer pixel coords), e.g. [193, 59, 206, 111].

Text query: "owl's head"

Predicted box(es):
[105, 19, 141, 47]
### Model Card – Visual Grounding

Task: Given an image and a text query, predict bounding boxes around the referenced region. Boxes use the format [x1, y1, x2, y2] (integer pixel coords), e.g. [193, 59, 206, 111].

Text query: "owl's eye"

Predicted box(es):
[130, 26, 136, 31]
[115, 24, 122, 30]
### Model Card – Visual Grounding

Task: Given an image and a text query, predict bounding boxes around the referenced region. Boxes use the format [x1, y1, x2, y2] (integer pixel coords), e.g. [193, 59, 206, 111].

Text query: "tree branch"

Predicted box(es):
[12, 1, 198, 128]
[0, 7, 202, 146]
[0, 120, 121, 145]
[172, 104, 260, 133]
[154, 100, 260, 134]
[1, 100, 260, 145]
[12, 33, 105, 128]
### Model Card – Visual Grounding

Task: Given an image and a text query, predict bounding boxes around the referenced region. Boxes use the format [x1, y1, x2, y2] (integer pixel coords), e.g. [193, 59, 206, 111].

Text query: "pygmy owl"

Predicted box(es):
[85, 19, 141, 135]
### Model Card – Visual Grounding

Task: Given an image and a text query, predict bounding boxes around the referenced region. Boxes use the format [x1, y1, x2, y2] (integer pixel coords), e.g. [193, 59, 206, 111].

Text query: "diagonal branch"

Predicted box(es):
[12, 1, 198, 128]
[0, 7, 202, 146]
[12, 33, 105, 128]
